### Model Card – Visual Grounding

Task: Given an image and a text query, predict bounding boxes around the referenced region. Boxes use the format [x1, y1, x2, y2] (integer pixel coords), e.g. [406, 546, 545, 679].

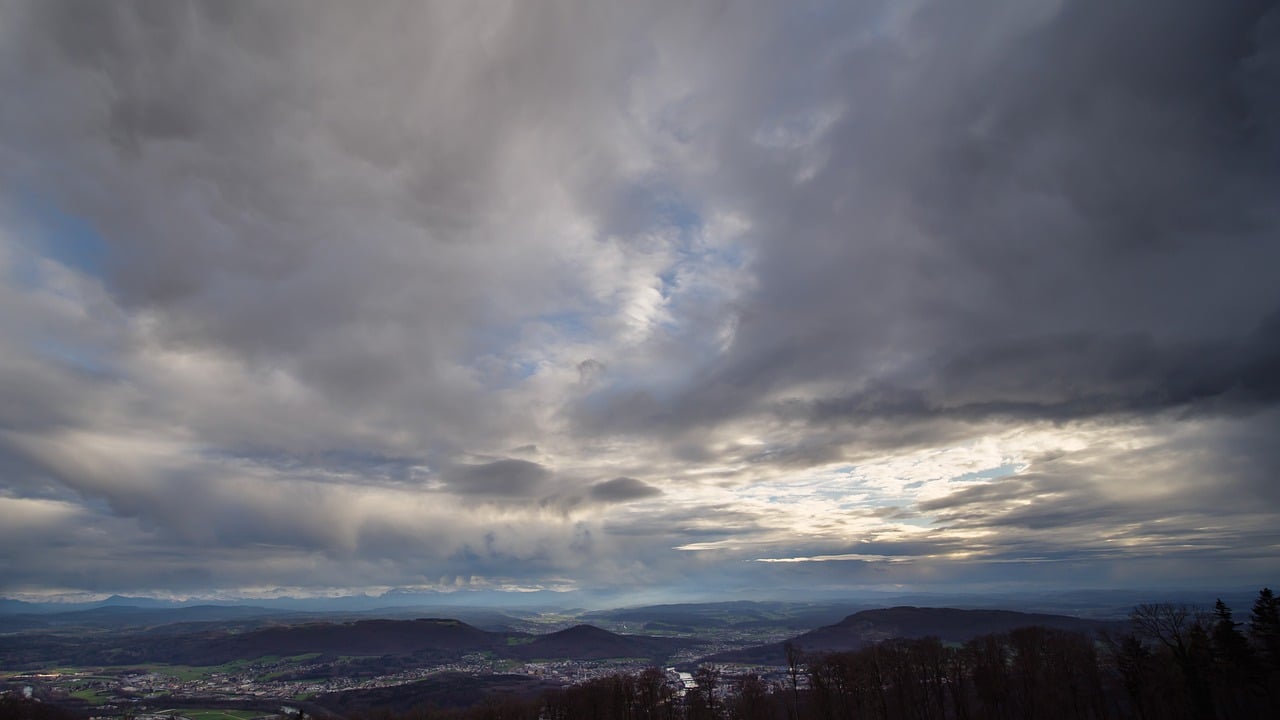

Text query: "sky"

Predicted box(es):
[1, 0, 1278, 604]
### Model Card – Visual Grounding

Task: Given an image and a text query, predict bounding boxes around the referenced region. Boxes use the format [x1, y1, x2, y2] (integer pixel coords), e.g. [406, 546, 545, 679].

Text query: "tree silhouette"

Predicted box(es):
[783, 642, 803, 720]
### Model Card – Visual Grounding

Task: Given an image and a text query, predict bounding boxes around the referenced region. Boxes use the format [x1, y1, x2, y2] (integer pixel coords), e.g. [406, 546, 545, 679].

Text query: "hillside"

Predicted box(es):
[706, 606, 1118, 664]
[511, 624, 692, 661]
[190, 618, 502, 663]
[795, 606, 1113, 651]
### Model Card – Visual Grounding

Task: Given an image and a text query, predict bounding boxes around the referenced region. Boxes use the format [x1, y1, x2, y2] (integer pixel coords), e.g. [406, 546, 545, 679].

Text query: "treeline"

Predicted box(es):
[798, 588, 1280, 720]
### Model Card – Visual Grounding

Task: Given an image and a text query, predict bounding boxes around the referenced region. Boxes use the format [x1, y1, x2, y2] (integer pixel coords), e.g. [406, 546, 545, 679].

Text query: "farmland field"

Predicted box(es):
[157, 709, 266, 720]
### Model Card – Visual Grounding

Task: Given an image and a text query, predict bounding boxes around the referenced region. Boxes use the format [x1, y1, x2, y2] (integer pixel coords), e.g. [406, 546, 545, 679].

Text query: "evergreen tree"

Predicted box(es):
[1250, 588, 1280, 715]
[1211, 599, 1253, 671]
[1250, 588, 1280, 663]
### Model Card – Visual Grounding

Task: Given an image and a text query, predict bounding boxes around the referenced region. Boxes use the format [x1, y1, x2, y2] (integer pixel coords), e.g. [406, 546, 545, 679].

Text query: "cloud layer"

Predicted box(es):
[1, 0, 1278, 600]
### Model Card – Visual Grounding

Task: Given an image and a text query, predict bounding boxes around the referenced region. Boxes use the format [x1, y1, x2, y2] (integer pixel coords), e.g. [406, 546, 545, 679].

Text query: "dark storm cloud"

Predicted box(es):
[588, 476, 662, 503]
[806, 310, 1280, 426]
[573, 0, 1280, 447]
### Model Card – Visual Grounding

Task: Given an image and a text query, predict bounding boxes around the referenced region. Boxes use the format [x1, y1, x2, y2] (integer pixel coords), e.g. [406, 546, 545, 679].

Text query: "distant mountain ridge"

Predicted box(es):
[0, 604, 299, 634]
[0, 601, 535, 634]
[3, 587, 1255, 618]
[0, 617, 697, 667]
[197, 619, 694, 664]
[582, 600, 865, 633]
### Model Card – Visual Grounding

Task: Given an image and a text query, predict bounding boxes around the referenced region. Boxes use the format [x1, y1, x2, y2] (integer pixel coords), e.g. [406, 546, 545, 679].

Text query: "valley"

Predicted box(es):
[1, 599, 1125, 718]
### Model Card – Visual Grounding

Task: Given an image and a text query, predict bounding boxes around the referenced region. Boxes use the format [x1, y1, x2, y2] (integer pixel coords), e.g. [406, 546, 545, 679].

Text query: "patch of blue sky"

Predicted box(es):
[848, 494, 905, 509]
[658, 261, 747, 334]
[466, 309, 595, 379]
[657, 266, 680, 299]
[652, 194, 701, 234]
[612, 178, 703, 241]
[15, 189, 109, 277]
[510, 358, 541, 380]
[749, 468, 889, 506]
[534, 309, 594, 342]
[660, 243, 745, 293]
[33, 338, 115, 380]
[950, 462, 1025, 483]
[812, 483, 867, 499]
[472, 355, 548, 391]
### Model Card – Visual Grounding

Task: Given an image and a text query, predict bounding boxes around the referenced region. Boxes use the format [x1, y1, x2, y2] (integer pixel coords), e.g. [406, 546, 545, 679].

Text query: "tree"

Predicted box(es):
[1109, 632, 1154, 720]
[1211, 599, 1254, 673]
[1207, 599, 1259, 718]
[728, 674, 772, 720]
[784, 642, 803, 720]
[691, 665, 723, 720]
[1130, 603, 1214, 719]
[966, 633, 1011, 719]
[1250, 588, 1280, 664]
[636, 666, 675, 720]
[1250, 588, 1280, 716]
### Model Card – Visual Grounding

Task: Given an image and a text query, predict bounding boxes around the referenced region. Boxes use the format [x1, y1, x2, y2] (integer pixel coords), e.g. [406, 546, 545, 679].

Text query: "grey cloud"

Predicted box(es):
[571, 0, 1280, 451]
[577, 359, 606, 385]
[3, 0, 657, 454]
[588, 476, 661, 503]
[602, 505, 768, 538]
[806, 309, 1280, 427]
[443, 459, 551, 497]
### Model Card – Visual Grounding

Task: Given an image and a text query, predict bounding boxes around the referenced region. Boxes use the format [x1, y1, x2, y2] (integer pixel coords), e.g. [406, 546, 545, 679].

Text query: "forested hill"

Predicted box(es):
[197, 618, 500, 661]
[708, 606, 1119, 664]
[797, 606, 1115, 650]
[511, 624, 694, 661]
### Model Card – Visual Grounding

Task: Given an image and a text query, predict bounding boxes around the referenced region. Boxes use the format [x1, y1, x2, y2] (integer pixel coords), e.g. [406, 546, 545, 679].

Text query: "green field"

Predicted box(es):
[145, 664, 213, 681]
[157, 709, 265, 720]
[69, 688, 110, 705]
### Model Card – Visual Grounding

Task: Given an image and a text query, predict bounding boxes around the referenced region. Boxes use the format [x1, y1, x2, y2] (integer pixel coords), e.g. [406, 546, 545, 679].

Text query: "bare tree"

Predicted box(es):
[1130, 603, 1214, 720]
[784, 641, 803, 720]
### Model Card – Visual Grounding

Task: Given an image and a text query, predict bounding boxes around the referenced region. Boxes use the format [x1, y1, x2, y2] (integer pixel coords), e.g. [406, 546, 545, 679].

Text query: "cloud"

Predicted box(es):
[588, 476, 662, 503]
[0, 0, 1277, 598]
[443, 459, 551, 497]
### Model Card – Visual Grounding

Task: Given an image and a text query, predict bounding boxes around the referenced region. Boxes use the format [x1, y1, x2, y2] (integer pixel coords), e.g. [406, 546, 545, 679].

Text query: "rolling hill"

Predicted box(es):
[706, 606, 1120, 664]
[192, 618, 501, 662]
[511, 624, 693, 661]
